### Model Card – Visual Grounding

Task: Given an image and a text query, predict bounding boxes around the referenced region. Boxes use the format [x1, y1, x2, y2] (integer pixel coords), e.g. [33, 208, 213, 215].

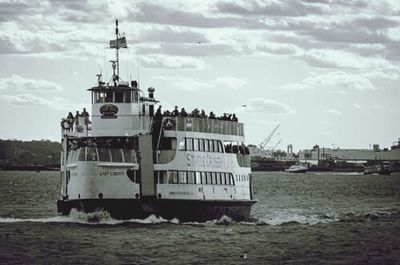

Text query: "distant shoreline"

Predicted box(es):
[0, 139, 61, 172]
[0, 164, 60, 171]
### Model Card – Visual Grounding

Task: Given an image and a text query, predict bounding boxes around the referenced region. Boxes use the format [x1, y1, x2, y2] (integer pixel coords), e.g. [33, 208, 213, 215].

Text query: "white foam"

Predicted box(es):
[3, 209, 371, 226]
[254, 209, 333, 226]
[68, 209, 121, 224]
[125, 214, 169, 224]
[0, 211, 170, 225]
[0, 216, 72, 223]
[169, 218, 180, 224]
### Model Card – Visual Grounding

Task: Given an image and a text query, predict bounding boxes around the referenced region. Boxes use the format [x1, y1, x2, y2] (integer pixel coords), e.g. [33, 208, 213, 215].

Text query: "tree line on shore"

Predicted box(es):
[0, 139, 61, 169]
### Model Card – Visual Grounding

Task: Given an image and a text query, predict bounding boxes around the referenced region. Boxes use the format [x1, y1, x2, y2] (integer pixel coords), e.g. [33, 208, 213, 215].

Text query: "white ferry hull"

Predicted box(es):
[57, 198, 257, 222]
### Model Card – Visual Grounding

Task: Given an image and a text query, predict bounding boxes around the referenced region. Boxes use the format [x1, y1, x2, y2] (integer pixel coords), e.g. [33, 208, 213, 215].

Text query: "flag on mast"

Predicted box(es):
[109, 37, 127, 48]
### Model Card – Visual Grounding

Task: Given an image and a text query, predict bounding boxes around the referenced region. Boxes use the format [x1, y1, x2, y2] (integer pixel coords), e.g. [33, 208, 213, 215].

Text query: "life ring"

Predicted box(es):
[163, 118, 175, 129]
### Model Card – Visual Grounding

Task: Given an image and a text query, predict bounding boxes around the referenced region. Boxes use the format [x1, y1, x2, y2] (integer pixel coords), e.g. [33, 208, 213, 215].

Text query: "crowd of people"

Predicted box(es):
[61, 108, 90, 132]
[225, 143, 250, 155]
[155, 106, 238, 122]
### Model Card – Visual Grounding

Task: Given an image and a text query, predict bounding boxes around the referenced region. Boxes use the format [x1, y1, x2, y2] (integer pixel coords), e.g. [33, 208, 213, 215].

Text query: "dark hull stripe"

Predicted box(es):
[57, 198, 257, 222]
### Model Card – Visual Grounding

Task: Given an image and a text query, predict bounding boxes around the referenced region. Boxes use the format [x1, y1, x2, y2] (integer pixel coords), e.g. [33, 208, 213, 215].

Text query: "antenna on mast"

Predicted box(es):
[109, 20, 127, 85]
[136, 47, 140, 87]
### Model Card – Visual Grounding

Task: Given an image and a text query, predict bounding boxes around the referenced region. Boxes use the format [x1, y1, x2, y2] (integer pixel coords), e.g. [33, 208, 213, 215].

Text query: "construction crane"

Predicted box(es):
[259, 124, 280, 149]
[271, 139, 282, 152]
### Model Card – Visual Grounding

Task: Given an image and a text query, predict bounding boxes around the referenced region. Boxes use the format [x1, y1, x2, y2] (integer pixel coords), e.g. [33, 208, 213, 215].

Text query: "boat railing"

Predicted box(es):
[162, 117, 244, 136]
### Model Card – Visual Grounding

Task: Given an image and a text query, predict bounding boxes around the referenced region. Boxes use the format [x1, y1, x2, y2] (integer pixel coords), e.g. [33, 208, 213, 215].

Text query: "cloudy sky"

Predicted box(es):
[0, 0, 399, 151]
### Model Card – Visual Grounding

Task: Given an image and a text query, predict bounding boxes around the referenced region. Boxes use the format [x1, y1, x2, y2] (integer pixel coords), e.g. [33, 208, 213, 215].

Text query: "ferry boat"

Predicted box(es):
[57, 21, 256, 222]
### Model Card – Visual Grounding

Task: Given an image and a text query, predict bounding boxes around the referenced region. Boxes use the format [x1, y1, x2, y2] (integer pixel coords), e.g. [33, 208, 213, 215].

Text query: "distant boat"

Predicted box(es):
[285, 164, 308, 173]
[364, 162, 393, 175]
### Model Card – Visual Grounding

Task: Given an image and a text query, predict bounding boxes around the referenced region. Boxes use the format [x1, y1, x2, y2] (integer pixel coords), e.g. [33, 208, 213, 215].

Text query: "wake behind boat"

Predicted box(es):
[57, 21, 256, 222]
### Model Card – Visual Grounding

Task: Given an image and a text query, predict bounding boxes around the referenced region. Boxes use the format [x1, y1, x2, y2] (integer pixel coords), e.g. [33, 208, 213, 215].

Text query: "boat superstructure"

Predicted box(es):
[57, 21, 256, 221]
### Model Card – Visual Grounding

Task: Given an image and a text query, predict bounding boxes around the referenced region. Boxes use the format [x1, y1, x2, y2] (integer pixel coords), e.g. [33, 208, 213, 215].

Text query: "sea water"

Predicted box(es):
[0, 171, 399, 264]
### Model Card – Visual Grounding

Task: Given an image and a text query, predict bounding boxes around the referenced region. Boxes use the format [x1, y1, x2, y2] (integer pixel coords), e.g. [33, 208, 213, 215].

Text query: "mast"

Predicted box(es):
[108, 20, 127, 85]
[115, 19, 120, 78]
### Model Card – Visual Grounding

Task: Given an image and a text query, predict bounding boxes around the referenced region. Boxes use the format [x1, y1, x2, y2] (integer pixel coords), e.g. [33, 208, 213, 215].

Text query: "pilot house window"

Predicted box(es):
[125, 91, 132, 103]
[105, 91, 113, 102]
[93, 91, 135, 104]
[94, 92, 106, 103]
[115, 91, 123, 103]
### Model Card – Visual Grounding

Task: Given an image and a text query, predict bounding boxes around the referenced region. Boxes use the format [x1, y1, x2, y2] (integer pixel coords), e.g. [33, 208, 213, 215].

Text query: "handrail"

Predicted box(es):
[160, 117, 244, 136]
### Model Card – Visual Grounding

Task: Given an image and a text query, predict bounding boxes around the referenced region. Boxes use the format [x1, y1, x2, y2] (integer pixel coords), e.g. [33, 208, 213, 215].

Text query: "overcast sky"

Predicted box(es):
[0, 0, 399, 151]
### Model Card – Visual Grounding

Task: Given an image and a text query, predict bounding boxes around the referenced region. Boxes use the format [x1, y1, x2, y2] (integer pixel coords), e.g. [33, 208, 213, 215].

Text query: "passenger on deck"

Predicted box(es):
[82, 108, 89, 117]
[191, 108, 200, 117]
[171, 106, 179, 116]
[200, 109, 207, 118]
[209, 111, 216, 119]
[81, 108, 89, 127]
[180, 108, 188, 117]
[239, 145, 244, 154]
[67, 112, 74, 132]
[233, 145, 238, 153]
[244, 146, 250, 155]
[61, 118, 66, 130]
[155, 105, 163, 119]
[232, 114, 238, 122]
[64, 121, 71, 132]
[221, 113, 229, 120]
[75, 111, 80, 125]
[225, 144, 232, 153]
[163, 110, 171, 116]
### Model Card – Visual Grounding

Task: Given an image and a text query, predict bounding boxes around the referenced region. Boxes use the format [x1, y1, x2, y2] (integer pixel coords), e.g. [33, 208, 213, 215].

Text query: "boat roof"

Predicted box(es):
[88, 85, 141, 92]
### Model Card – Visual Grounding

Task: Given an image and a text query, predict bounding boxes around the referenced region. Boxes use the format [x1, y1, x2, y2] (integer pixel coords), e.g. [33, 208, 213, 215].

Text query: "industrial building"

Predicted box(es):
[299, 139, 400, 162]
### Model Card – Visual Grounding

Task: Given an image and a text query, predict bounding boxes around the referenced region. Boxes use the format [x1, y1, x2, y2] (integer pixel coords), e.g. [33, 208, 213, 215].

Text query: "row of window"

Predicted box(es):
[92, 91, 139, 104]
[156, 170, 235, 186]
[67, 147, 136, 163]
[236, 174, 250, 182]
[178, 138, 224, 153]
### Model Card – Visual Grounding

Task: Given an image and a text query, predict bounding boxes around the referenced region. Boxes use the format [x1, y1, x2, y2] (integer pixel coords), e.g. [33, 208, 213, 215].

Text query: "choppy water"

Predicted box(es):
[0, 171, 400, 264]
